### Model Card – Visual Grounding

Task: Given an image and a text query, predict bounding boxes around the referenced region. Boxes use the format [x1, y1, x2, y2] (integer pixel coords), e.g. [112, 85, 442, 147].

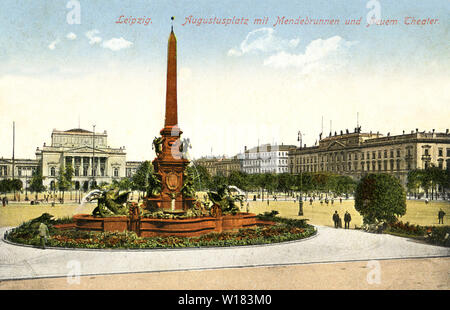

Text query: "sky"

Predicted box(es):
[0, 0, 449, 161]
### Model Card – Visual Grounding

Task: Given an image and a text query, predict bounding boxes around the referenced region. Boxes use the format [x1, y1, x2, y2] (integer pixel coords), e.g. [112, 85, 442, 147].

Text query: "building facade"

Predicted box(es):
[194, 156, 241, 177]
[240, 144, 296, 174]
[289, 129, 450, 185]
[0, 128, 143, 191]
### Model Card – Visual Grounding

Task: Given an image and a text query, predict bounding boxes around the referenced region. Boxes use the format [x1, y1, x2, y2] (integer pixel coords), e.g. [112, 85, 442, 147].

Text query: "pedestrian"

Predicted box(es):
[310, 198, 313, 205]
[246, 202, 249, 213]
[267, 199, 269, 206]
[344, 211, 352, 229]
[38, 222, 50, 249]
[331, 198, 334, 205]
[438, 209, 446, 224]
[332, 211, 339, 228]
[2, 197, 5, 207]
[340, 197, 342, 204]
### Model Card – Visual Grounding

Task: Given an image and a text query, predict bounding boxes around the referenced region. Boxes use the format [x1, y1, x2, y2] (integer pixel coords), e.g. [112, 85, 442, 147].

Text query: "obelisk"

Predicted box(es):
[146, 20, 194, 212]
[164, 24, 178, 128]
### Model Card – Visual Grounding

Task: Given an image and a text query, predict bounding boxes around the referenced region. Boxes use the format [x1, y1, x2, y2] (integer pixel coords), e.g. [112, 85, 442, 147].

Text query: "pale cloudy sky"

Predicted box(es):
[0, 0, 449, 161]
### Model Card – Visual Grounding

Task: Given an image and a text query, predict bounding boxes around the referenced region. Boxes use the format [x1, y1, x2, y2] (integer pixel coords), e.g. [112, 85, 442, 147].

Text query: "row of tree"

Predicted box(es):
[2, 160, 448, 202]
[189, 165, 358, 197]
[407, 167, 450, 199]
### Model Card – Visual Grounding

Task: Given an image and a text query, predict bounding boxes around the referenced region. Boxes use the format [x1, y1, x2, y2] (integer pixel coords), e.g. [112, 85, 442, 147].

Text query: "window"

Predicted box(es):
[447, 149, 450, 157]
[438, 148, 443, 157]
[50, 167, 56, 176]
[114, 168, 119, 177]
[397, 149, 401, 157]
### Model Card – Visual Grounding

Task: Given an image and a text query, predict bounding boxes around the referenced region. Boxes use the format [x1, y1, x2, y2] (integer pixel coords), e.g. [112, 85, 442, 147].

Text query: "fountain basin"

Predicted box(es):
[73, 213, 274, 237]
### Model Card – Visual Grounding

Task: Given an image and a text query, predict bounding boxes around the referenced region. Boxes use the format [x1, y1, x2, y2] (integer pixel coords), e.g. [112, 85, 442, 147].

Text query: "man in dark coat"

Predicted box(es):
[438, 209, 446, 224]
[344, 211, 352, 229]
[332, 211, 339, 228]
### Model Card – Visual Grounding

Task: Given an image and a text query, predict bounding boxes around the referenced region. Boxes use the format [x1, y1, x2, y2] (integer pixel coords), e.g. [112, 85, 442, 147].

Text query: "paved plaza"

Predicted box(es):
[0, 225, 448, 287]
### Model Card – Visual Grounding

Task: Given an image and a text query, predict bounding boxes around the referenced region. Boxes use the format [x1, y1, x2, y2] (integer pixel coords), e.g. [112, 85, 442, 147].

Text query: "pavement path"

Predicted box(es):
[0, 226, 449, 281]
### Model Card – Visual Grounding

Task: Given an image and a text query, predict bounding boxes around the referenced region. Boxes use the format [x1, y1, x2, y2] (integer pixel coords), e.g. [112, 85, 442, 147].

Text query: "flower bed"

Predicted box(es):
[6, 213, 316, 249]
[385, 221, 450, 247]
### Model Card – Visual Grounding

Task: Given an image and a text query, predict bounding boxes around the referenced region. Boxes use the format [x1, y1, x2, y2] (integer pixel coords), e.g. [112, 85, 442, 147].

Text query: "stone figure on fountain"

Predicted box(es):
[88, 189, 130, 217]
[152, 137, 164, 156]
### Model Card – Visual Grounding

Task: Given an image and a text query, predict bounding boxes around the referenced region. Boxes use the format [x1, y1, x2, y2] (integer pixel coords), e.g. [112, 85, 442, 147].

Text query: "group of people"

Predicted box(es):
[332, 211, 352, 229]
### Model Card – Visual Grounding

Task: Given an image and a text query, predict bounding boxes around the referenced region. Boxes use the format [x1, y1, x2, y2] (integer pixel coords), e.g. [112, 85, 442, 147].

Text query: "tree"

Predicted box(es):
[407, 169, 422, 198]
[355, 173, 406, 224]
[0, 179, 12, 196]
[335, 175, 356, 197]
[228, 171, 249, 192]
[57, 164, 72, 202]
[11, 179, 23, 194]
[131, 161, 152, 198]
[29, 166, 46, 199]
[118, 177, 133, 192]
[188, 164, 211, 191]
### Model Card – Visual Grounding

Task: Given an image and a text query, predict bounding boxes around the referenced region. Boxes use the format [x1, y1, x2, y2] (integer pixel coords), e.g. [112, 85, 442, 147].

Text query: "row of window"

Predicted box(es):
[293, 158, 450, 173]
[49, 166, 119, 177]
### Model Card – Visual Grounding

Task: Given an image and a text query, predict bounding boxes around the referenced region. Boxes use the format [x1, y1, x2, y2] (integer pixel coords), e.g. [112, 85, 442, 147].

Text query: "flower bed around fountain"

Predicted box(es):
[73, 212, 274, 237]
[5, 212, 316, 249]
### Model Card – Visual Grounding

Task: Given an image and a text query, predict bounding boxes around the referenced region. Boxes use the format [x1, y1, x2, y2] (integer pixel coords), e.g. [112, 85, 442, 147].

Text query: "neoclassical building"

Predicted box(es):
[0, 128, 142, 191]
[289, 129, 450, 185]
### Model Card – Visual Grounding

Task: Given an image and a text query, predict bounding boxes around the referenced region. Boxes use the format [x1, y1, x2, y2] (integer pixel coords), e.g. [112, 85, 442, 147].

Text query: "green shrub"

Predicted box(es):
[355, 174, 406, 224]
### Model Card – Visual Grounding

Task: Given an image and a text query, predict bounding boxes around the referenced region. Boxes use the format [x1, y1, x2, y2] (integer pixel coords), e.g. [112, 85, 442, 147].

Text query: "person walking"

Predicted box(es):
[38, 222, 50, 249]
[438, 209, 446, 224]
[344, 211, 352, 229]
[332, 211, 339, 228]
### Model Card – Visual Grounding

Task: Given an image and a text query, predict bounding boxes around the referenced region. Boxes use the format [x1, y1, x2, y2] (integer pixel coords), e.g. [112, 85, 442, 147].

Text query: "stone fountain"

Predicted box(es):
[73, 24, 270, 237]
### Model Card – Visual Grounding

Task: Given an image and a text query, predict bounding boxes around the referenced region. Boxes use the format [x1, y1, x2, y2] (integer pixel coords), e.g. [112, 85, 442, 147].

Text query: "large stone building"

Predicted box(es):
[194, 156, 241, 177]
[239, 143, 296, 174]
[0, 128, 142, 191]
[289, 128, 450, 185]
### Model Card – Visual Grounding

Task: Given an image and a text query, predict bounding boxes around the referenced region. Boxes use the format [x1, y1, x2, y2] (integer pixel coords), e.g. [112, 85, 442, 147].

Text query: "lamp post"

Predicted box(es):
[297, 130, 305, 216]
[25, 168, 29, 201]
[92, 125, 96, 189]
[298, 166, 303, 216]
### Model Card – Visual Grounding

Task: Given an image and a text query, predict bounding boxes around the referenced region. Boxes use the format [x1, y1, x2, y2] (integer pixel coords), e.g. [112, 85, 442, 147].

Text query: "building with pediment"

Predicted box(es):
[288, 128, 450, 185]
[0, 128, 142, 192]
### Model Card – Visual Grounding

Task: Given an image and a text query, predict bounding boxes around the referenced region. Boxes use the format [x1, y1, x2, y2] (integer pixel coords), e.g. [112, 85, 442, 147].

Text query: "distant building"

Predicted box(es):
[239, 143, 296, 174]
[194, 156, 241, 177]
[289, 128, 450, 185]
